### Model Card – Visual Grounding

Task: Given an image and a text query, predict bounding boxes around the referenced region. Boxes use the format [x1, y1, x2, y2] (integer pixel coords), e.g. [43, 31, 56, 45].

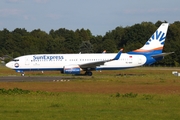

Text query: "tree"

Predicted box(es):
[102, 39, 116, 53]
[79, 41, 93, 53]
[90, 35, 103, 53]
[75, 28, 92, 41]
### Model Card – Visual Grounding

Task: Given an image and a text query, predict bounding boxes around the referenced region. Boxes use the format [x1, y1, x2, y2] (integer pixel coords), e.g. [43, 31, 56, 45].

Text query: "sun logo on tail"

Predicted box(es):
[146, 30, 166, 46]
[130, 23, 169, 53]
[133, 30, 167, 52]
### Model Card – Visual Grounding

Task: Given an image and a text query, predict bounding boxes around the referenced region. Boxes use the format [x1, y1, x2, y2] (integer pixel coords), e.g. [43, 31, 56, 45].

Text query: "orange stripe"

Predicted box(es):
[133, 47, 163, 52]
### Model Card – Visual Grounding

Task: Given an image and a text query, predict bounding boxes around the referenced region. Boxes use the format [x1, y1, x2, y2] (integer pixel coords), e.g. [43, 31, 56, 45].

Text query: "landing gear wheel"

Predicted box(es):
[85, 71, 92, 76]
[21, 73, 25, 76]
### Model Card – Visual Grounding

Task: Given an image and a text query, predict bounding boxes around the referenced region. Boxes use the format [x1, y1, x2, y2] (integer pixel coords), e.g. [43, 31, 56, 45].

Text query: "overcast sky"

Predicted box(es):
[0, 0, 179, 35]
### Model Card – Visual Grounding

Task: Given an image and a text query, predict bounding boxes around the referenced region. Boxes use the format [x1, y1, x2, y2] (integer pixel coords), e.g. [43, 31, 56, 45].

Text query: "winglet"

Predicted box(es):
[113, 48, 123, 60]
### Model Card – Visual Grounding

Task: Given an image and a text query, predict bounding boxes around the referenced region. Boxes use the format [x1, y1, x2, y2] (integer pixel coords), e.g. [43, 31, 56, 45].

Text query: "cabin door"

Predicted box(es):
[25, 57, 30, 65]
[138, 57, 142, 64]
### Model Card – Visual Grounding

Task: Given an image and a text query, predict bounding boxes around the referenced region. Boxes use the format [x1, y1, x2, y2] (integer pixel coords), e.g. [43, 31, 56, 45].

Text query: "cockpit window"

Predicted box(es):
[13, 59, 19, 62]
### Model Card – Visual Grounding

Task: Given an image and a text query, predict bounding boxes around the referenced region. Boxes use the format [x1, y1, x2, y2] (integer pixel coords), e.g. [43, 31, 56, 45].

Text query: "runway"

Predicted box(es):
[0, 76, 74, 82]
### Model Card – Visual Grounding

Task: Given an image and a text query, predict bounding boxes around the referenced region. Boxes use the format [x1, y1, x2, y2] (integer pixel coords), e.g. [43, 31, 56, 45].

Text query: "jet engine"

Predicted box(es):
[63, 65, 81, 74]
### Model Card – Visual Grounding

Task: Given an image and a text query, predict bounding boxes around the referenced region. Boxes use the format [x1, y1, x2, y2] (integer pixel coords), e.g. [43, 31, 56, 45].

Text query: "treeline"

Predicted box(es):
[0, 20, 180, 66]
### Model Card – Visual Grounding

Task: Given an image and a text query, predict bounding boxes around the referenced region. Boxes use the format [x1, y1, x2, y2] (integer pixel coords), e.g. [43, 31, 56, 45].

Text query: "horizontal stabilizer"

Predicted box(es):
[151, 52, 174, 58]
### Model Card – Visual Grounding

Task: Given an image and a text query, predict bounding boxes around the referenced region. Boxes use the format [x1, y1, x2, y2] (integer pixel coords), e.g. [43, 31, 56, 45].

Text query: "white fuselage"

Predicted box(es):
[6, 53, 147, 71]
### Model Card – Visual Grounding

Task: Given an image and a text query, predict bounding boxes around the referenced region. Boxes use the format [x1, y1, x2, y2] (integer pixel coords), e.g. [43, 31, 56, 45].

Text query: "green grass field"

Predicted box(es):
[0, 91, 180, 120]
[0, 66, 180, 120]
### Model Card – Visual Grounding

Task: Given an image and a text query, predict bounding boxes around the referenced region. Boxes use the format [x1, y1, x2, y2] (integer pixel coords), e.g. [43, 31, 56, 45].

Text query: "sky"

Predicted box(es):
[0, 0, 180, 35]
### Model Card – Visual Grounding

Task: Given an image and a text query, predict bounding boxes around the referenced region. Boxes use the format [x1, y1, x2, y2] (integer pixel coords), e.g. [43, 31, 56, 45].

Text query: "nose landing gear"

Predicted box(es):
[21, 72, 25, 76]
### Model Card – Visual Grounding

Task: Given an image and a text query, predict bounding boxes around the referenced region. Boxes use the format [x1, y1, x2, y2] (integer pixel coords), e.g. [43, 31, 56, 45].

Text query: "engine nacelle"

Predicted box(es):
[63, 65, 81, 74]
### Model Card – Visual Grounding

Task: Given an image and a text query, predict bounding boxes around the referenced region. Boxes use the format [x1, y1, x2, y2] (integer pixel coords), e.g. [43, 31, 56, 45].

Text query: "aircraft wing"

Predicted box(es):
[79, 49, 123, 69]
[151, 52, 174, 58]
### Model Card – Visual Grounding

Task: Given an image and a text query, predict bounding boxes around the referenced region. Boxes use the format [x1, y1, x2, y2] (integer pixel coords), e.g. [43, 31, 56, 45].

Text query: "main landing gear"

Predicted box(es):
[84, 68, 93, 76]
[85, 68, 92, 76]
[85, 71, 92, 76]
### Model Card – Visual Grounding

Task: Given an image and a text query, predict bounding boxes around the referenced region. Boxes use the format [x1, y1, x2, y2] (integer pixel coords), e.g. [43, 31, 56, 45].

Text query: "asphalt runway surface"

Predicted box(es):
[0, 73, 145, 82]
[0, 76, 74, 82]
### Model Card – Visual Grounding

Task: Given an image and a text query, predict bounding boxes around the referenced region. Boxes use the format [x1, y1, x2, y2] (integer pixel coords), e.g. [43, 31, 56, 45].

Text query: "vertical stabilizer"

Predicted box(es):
[129, 23, 169, 54]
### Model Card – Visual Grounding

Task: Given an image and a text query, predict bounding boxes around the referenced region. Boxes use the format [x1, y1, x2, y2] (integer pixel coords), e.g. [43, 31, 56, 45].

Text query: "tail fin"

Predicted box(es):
[102, 50, 106, 54]
[128, 23, 169, 54]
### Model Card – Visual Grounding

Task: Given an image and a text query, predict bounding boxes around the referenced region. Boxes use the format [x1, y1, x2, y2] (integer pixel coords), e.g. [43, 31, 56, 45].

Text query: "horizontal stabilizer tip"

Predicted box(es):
[151, 52, 174, 58]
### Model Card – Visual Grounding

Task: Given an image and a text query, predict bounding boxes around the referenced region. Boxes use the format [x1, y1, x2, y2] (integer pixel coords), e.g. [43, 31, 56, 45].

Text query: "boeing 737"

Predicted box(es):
[6, 23, 172, 76]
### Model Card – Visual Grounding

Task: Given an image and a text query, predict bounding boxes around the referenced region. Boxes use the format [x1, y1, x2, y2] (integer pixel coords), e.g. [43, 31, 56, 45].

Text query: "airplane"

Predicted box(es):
[6, 23, 173, 76]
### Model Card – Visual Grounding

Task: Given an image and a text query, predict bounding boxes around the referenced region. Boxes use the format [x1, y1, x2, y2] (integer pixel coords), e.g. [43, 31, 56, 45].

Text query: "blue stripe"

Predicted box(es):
[128, 50, 162, 55]
[128, 50, 164, 65]
[14, 68, 64, 72]
[13, 67, 135, 73]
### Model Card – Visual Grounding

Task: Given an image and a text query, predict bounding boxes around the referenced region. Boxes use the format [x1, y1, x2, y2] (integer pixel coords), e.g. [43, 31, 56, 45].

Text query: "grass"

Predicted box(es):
[0, 92, 180, 120]
[0, 66, 180, 119]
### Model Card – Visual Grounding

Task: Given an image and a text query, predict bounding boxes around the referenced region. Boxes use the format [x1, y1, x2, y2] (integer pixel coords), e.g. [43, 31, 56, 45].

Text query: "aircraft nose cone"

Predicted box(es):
[6, 62, 13, 69]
